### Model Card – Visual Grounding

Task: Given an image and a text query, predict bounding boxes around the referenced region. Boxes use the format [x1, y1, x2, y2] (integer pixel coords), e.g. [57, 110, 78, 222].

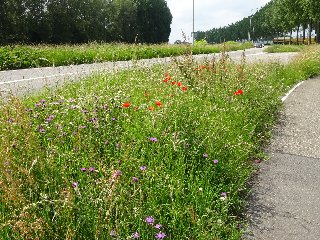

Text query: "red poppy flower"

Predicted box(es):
[177, 82, 182, 87]
[122, 102, 131, 108]
[148, 106, 154, 111]
[233, 89, 243, 95]
[171, 81, 176, 85]
[181, 86, 188, 91]
[155, 101, 162, 107]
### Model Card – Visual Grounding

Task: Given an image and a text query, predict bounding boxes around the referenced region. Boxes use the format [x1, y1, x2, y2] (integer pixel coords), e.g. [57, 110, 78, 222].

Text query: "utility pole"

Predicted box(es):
[192, 0, 195, 45]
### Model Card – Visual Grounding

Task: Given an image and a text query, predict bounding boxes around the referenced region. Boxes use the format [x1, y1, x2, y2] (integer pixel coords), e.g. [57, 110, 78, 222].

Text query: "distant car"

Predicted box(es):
[254, 42, 264, 48]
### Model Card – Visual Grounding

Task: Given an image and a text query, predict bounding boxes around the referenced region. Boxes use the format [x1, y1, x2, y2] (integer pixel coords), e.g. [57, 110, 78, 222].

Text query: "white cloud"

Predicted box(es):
[166, 0, 271, 43]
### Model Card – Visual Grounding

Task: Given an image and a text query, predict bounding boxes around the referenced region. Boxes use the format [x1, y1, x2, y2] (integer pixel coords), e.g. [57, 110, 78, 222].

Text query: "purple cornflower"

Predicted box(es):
[221, 192, 227, 198]
[89, 167, 95, 173]
[80, 168, 87, 172]
[150, 137, 158, 142]
[90, 117, 98, 123]
[72, 182, 78, 188]
[79, 125, 86, 129]
[39, 126, 45, 133]
[203, 153, 208, 158]
[82, 109, 89, 114]
[213, 159, 219, 164]
[145, 216, 155, 225]
[140, 166, 147, 171]
[155, 232, 166, 239]
[35, 103, 41, 107]
[116, 170, 122, 176]
[132, 177, 139, 183]
[111, 117, 116, 121]
[133, 231, 139, 239]
[45, 115, 54, 123]
[101, 105, 108, 109]
[40, 99, 46, 104]
[70, 105, 77, 109]
[155, 224, 162, 230]
[110, 230, 116, 237]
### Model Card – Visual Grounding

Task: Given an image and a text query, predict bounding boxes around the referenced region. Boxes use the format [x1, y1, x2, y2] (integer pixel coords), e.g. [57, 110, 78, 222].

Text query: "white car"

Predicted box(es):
[254, 42, 264, 48]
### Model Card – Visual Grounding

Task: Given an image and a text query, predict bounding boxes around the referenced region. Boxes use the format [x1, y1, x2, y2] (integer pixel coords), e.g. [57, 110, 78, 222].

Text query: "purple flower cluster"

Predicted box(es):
[145, 216, 155, 225]
[155, 232, 166, 239]
[150, 137, 158, 142]
[38, 126, 45, 133]
[145, 216, 166, 239]
[140, 166, 147, 171]
[45, 114, 54, 123]
[80, 167, 95, 173]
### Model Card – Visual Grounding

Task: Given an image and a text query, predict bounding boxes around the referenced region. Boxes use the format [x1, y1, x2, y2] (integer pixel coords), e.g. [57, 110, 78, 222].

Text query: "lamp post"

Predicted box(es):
[192, 0, 195, 45]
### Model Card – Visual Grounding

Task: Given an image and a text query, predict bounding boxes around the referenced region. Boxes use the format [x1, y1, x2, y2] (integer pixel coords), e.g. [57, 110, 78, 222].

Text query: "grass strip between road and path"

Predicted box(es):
[264, 44, 306, 53]
[1, 45, 320, 239]
[0, 41, 253, 71]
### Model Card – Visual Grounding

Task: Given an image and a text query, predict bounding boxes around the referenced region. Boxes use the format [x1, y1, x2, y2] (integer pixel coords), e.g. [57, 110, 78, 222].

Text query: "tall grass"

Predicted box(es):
[264, 44, 306, 53]
[1, 45, 320, 239]
[0, 42, 253, 71]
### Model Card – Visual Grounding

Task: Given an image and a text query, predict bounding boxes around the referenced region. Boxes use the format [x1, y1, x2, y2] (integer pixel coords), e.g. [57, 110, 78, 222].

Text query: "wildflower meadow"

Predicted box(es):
[1, 45, 320, 239]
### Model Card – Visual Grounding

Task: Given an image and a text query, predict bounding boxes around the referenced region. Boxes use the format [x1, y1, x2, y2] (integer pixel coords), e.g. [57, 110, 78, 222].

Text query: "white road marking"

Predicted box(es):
[0, 71, 90, 85]
[282, 81, 305, 102]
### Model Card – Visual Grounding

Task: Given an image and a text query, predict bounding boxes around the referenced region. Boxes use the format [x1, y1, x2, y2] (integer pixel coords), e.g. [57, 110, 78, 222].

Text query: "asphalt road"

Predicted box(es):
[245, 77, 320, 239]
[0, 47, 299, 98]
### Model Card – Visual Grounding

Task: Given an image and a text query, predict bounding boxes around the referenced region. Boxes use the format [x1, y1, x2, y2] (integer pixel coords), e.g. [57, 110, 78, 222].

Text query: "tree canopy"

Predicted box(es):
[0, 0, 172, 44]
[196, 0, 320, 44]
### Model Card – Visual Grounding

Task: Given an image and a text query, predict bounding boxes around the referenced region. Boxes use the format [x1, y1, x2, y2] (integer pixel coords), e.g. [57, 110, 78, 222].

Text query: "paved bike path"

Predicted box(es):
[246, 76, 320, 239]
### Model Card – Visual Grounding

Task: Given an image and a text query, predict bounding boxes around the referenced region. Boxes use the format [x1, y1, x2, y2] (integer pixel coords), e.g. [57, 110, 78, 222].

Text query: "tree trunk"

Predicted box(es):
[296, 25, 299, 44]
[303, 25, 306, 44]
[308, 22, 312, 45]
[290, 29, 292, 45]
[316, 21, 320, 44]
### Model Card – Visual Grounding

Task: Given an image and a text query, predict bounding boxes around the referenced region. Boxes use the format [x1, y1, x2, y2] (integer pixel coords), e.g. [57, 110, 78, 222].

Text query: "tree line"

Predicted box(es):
[196, 0, 320, 44]
[0, 0, 172, 44]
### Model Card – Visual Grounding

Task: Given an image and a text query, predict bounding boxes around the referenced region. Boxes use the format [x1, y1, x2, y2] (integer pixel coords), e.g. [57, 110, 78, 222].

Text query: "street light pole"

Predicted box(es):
[193, 0, 194, 45]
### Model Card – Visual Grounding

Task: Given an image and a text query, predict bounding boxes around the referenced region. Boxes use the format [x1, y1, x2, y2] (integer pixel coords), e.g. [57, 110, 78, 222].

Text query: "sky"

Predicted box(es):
[166, 0, 271, 43]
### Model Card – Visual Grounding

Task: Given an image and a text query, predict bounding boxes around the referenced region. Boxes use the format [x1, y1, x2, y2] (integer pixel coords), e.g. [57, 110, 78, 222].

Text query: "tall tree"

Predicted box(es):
[110, 0, 138, 42]
[136, 0, 172, 43]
